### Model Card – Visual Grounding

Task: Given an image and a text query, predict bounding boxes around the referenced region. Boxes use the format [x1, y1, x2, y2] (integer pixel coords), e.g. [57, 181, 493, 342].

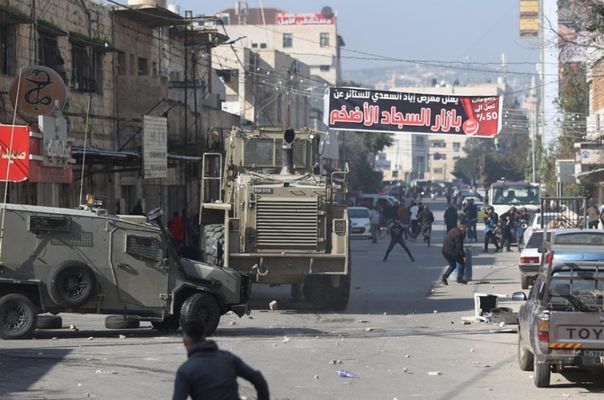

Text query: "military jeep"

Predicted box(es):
[0, 204, 250, 339]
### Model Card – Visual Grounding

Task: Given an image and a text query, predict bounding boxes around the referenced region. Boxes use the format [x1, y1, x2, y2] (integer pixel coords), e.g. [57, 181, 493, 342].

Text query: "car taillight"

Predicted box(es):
[537, 314, 550, 343]
[520, 256, 540, 264]
[544, 252, 554, 265]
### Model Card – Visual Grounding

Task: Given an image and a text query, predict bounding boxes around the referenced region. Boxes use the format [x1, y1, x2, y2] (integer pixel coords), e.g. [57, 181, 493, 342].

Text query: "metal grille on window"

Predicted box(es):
[244, 138, 275, 167]
[29, 216, 72, 234]
[275, 140, 306, 168]
[126, 235, 162, 262]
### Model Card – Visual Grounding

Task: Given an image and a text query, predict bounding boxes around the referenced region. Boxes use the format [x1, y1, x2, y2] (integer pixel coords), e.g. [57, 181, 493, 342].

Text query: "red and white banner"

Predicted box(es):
[275, 13, 335, 25]
[0, 124, 30, 182]
[326, 87, 502, 138]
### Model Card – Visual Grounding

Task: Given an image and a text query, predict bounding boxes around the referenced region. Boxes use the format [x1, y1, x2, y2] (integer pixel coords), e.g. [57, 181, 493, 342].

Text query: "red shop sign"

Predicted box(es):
[0, 124, 30, 182]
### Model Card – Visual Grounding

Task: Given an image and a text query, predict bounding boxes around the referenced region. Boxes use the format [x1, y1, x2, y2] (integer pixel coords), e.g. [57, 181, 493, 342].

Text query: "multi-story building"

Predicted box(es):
[0, 0, 238, 217]
[215, 3, 343, 85]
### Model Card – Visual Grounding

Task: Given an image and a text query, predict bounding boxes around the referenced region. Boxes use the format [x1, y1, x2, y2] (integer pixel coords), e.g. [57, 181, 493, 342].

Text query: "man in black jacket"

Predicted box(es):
[443, 204, 458, 233]
[172, 319, 270, 400]
[441, 221, 468, 285]
[382, 218, 415, 262]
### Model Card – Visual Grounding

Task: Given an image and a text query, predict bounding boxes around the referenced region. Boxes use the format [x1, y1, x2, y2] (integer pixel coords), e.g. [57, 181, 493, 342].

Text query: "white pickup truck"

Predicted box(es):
[516, 261, 604, 387]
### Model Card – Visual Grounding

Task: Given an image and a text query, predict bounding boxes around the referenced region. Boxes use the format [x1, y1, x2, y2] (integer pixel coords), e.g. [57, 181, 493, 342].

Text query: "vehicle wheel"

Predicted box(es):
[534, 358, 551, 387]
[517, 332, 534, 371]
[47, 262, 96, 308]
[179, 292, 221, 337]
[105, 316, 140, 329]
[151, 317, 180, 333]
[521, 275, 530, 290]
[36, 315, 63, 330]
[0, 294, 38, 340]
[303, 274, 350, 312]
[202, 224, 224, 266]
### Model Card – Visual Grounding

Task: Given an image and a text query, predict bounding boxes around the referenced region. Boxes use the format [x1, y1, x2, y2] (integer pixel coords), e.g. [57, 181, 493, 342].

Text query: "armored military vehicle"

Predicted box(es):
[200, 127, 350, 310]
[0, 205, 249, 339]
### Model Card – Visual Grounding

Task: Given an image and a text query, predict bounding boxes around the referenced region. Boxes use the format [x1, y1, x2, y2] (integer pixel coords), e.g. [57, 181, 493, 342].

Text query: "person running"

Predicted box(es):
[398, 202, 411, 240]
[419, 205, 434, 247]
[382, 218, 415, 262]
[369, 206, 381, 243]
[441, 221, 468, 285]
[409, 201, 419, 239]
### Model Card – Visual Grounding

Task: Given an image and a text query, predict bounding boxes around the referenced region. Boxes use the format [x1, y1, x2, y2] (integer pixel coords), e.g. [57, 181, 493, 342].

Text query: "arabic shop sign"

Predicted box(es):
[0, 124, 30, 182]
[275, 12, 335, 25]
[9, 66, 67, 124]
[326, 87, 502, 138]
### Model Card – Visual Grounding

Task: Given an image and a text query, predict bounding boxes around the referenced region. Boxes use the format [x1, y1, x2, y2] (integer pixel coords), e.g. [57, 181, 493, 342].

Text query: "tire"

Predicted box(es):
[105, 316, 140, 329]
[179, 292, 221, 337]
[521, 275, 530, 290]
[534, 358, 551, 387]
[47, 262, 96, 308]
[151, 317, 180, 333]
[517, 332, 534, 371]
[0, 294, 38, 340]
[36, 315, 63, 330]
[202, 224, 224, 266]
[303, 274, 351, 312]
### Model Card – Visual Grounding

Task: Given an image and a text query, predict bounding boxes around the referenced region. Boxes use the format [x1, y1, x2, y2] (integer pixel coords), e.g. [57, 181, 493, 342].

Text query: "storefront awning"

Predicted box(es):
[69, 32, 120, 52]
[113, 4, 187, 27]
[0, 5, 32, 24]
[575, 167, 604, 180]
[72, 146, 201, 164]
[37, 19, 67, 37]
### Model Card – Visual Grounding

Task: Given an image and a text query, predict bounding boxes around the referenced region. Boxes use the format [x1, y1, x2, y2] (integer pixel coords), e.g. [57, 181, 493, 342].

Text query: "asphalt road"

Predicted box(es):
[1, 199, 604, 399]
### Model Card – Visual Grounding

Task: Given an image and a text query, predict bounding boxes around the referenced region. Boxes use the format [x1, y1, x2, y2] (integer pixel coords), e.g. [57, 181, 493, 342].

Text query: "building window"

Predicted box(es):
[251, 43, 258, 48]
[129, 54, 135, 75]
[0, 24, 16, 75]
[117, 52, 126, 75]
[72, 45, 100, 93]
[433, 153, 446, 160]
[453, 142, 461, 152]
[282, 33, 293, 48]
[433, 168, 444, 174]
[431, 140, 446, 148]
[138, 57, 148, 76]
[152, 61, 157, 76]
[260, 43, 267, 49]
[320, 32, 330, 48]
[39, 32, 67, 82]
[319, 65, 330, 72]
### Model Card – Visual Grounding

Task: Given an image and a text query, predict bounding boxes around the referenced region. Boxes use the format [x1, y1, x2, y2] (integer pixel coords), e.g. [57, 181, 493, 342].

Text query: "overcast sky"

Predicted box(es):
[174, 0, 539, 73]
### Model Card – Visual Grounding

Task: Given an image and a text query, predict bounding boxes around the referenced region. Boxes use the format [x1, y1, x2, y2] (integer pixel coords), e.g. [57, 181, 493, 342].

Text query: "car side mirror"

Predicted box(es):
[512, 291, 527, 301]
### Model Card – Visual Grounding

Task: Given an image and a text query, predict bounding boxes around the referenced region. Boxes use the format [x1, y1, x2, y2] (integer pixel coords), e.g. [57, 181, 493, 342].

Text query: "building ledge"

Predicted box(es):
[0, 5, 32, 25]
[113, 4, 186, 27]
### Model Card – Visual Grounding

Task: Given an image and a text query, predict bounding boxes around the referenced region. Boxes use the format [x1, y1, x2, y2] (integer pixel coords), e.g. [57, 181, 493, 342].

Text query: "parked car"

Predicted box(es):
[356, 194, 399, 209]
[517, 230, 553, 289]
[541, 229, 604, 268]
[516, 261, 604, 387]
[348, 207, 372, 239]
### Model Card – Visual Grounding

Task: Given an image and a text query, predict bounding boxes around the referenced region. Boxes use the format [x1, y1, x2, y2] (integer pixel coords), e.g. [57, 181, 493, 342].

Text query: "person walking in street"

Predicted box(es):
[444, 204, 458, 233]
[369, 206, 381, 243]
[382, 218, 415, 262]
[441, 221, 468, 285]
[463, 198, 478, 241]
[516, 207, 530, 250]
[419, 205, 434, 247]
[409, 201, 419, 239]
[500, 207, 517, 252]
[172, 319, 270, 400]
[483, 206, 501, 253]
[398, 202, 411, 240]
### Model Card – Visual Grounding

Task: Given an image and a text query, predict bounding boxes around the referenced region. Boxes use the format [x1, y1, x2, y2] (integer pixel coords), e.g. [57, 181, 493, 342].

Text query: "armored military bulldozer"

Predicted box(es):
[200, 127, 351, 311]
[0, 205, 249, 339]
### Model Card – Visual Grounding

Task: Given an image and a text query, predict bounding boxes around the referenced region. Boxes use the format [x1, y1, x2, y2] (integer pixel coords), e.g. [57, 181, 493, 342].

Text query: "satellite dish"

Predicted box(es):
[321, 6, 334, 18]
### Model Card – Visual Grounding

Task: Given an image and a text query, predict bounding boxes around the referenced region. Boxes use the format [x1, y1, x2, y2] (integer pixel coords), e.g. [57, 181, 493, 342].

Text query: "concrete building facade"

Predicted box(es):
[0, 0, 239, 219]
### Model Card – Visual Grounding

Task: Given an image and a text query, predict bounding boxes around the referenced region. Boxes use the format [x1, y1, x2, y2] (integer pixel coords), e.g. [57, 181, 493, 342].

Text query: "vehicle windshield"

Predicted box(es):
[349, 208, 369, 218]
[525, 231, 551, 249]
[553, 232, 604, 245]
[492, 187, 539, 205]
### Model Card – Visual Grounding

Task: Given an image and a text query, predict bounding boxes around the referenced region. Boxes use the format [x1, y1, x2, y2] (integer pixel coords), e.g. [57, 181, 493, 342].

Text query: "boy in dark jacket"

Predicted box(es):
[441, 221, 468, 285]
[382, 218, 415, 262]
[172, 320, 270, 400]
